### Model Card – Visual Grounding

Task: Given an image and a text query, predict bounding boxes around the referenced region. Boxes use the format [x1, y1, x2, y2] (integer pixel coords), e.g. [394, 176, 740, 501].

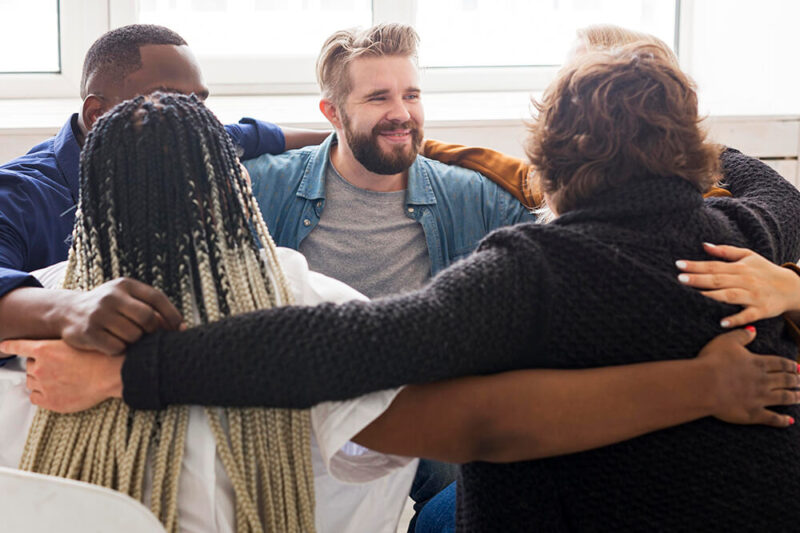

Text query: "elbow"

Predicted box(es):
[450, 408, 547, 464]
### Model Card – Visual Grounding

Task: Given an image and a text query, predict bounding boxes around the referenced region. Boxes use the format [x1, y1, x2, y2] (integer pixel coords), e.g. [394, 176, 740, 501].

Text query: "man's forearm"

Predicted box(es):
[355, 360, 714, 463]
[282, 127, 330, 150]
[0, 287, 66, 341]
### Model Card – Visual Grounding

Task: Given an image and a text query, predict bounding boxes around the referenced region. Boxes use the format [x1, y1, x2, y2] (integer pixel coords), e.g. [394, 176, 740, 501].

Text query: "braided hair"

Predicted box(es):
[20, 93, 315, 533]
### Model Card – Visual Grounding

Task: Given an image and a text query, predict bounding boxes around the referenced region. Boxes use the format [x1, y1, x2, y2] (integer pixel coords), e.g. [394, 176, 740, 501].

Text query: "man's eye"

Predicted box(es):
[406, 94, 420, 100]
[369, 96, 386, 102]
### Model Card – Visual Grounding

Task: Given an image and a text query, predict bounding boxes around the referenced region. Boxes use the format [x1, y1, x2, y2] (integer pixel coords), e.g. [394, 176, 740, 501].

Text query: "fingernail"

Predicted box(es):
[703, 242, 717, 248]
[675, 260, 687, 269]
[721, 320, 731, 328]
[678, 274, 690, 283]
[796, 363, 800, 372]
[789, 417, 795, 426]
[745, 325, 756, 333]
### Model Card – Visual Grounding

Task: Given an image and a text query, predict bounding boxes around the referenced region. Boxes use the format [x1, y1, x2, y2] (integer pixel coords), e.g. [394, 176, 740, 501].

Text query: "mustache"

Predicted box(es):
[372, 120, 420, 135]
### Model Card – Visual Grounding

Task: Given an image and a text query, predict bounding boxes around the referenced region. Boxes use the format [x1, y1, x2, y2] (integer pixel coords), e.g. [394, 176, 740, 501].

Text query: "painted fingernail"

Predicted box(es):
[796, 363, 800, 372]
[789, 417, 795, 426]
[678, 274, 690, 283]
[745, 325, 756, 333]
[721, 320, 731, 328]
[675, 260, 688, 269]
[703, 242, 717, 247]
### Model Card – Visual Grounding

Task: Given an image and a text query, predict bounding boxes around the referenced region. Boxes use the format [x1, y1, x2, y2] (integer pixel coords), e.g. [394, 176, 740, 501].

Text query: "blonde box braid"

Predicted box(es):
[20, 93, 315, 533]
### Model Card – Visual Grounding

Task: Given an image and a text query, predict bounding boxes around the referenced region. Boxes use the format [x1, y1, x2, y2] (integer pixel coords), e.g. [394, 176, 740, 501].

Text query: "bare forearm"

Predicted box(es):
[281, 127, 330, 150]
[0, 287, 66, 341]
[355, 360, 713, 463]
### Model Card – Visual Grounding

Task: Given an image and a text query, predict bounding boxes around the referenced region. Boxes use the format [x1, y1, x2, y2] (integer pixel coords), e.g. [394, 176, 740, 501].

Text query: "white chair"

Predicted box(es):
[0, 466, 166, 533]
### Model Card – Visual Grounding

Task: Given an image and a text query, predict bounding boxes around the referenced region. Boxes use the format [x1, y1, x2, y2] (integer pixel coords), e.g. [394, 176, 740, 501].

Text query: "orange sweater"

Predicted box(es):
[423, 139, 731, 209]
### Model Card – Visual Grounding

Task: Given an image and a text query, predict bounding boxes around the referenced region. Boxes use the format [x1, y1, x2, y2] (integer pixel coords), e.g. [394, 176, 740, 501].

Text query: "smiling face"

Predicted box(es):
[336, 55, 424, 175]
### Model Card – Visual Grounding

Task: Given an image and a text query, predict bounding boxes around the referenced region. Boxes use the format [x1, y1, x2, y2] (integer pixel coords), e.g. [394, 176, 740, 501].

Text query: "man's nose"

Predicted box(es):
[386, 98, 411, 123]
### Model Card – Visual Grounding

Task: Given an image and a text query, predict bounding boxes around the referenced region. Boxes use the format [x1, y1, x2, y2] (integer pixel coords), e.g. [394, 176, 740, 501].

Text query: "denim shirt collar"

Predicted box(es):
[297, 133, 437, 206]
[53, 114, 82, 204]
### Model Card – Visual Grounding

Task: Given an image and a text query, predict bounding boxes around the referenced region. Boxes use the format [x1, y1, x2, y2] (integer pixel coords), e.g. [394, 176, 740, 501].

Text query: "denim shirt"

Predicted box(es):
[245, 134, 535, 276]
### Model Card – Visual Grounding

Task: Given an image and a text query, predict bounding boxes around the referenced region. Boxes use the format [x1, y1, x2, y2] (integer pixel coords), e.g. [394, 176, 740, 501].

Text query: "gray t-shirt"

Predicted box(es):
[298, 161, 430, 298]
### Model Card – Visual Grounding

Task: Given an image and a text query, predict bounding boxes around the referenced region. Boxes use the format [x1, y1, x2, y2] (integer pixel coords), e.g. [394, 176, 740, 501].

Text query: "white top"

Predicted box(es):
[0, 247, 417, 533]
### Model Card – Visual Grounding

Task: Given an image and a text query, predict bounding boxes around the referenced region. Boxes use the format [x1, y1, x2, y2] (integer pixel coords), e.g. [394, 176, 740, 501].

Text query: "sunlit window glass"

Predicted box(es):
[0, 0, 60, 73]
[137, 0, 372, 58]
[415, 0, 676, 68]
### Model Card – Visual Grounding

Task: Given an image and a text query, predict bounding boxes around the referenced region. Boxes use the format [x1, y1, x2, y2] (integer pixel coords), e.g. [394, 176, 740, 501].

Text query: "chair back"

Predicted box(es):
[0, 466, 166, 533]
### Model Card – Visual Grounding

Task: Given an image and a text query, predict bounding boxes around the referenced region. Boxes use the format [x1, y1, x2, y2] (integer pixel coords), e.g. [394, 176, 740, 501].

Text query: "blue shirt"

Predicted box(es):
[0, 114, 284, 367]
[245, 134, 535, 276]
[0, 114, 286, 297]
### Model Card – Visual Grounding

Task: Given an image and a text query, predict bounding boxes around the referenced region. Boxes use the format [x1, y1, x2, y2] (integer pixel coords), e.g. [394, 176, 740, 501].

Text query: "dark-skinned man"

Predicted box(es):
[0, 24, 327, 358]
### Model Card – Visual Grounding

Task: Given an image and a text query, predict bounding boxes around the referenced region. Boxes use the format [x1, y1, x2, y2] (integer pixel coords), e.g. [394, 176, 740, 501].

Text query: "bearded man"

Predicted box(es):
[241, 23, 533, 530]
[245, 23, 532, 300]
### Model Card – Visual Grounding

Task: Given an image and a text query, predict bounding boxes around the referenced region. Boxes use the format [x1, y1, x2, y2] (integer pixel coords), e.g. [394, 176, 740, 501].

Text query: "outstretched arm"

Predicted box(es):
[422, 139, 538, 208]
[355, 327, 798, 463]
[4, 328, 796, 465]
[421, 139, 732, 211]
[281, 127, 330, 150]
[715, 149, 800, 264]
[0, 279, 183, 355]
[224, 118, 329, 158]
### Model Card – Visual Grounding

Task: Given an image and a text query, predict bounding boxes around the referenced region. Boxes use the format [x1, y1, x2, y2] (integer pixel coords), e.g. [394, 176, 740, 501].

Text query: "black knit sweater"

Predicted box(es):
[125, 149, 800, 531]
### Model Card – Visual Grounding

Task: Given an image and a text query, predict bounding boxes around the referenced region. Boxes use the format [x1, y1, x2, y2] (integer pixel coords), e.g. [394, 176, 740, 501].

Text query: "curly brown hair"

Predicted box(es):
[526, 43, 720, 215]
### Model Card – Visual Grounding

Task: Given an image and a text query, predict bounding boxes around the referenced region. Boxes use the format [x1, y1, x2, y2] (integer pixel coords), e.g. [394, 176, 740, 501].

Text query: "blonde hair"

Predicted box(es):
[20, 94, 315, 533]
[576, 24, 678, 66]
[316, 22, 419, 106]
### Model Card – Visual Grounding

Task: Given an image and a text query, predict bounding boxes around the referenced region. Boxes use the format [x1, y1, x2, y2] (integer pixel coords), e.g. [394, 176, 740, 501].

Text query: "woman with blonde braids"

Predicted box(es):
[1, 92, 420, 533]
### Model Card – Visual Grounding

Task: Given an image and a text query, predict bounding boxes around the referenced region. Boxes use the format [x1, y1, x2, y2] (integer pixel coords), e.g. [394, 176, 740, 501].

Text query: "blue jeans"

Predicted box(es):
[407, 460, 458, 533]
[414, 481, 456, 533]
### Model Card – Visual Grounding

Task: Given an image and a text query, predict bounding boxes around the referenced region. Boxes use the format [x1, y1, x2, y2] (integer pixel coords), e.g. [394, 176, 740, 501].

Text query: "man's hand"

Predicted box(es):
[0, 339, 123, 413]
[53, 278, 183, 354]
[697, 327, 799, 427]
[676, 243, 800, 328]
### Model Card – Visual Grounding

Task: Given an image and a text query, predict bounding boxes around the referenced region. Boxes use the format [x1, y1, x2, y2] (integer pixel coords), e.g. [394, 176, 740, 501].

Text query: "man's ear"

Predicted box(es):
[80, 95, 108, 133]
[319, 99, 343, 130]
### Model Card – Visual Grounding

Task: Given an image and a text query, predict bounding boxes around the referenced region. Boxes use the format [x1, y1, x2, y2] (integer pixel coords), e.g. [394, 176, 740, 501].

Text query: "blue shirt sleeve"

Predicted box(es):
[224, 118, 286, 160]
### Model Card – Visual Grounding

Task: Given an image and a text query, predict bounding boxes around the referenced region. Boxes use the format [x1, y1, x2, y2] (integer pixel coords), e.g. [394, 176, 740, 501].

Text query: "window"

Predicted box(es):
[3, 0, 797, 115]
[416, 0, 676, 68]
[681, 0, 800, 116]
[0, 0, 60, 73]
[122, 0, 678, 93]
[136, 0, 372, 87]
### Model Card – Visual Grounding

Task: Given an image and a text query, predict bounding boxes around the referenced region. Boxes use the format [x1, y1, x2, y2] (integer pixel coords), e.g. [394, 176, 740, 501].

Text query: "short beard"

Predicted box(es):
[342, 112, 422, 175]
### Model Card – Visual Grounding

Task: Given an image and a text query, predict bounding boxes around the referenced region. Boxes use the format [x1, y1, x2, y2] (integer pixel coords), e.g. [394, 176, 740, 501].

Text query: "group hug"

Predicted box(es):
[1, 20, 800, 533]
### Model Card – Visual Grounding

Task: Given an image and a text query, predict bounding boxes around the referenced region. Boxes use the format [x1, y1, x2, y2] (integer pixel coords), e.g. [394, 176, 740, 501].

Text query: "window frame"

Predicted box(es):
[0, 0, 683, 99]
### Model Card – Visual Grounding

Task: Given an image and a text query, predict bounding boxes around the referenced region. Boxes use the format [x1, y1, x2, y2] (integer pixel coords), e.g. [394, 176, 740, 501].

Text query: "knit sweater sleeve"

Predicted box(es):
[716, 148, 800, 263]
[123, 227, 551, 410]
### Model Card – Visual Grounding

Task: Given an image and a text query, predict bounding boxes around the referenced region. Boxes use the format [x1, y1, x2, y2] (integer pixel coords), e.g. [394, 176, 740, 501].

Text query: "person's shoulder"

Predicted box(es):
[416, 155, 524, 206]
[0, 137, 58, 179]
[243, 144, 319, 184]
[244, 144, 318, 166]
[415, 155, 533, 224]
[417, 155, 499, 188]
[719, 145, 775, 177]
